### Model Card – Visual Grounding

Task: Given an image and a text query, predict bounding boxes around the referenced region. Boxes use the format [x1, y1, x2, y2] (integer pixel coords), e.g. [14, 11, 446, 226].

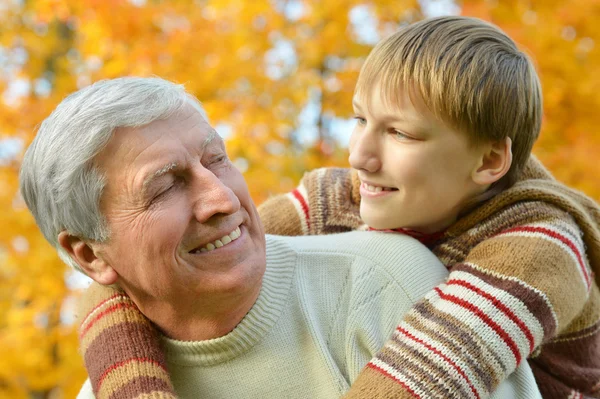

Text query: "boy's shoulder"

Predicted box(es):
[451, 156, 594, 237]
[300, 167, 363, 234]
[301, 167, 357, 191]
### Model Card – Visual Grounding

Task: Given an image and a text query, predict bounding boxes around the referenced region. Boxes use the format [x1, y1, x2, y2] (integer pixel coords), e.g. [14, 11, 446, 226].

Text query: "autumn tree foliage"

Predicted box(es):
[0, 0, 424, 397]
[461, 0, 600, 199]
[0, 0, 598, 397]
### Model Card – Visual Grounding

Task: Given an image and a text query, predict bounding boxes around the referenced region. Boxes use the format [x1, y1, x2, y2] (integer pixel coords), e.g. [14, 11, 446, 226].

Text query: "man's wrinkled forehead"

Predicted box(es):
[98, 103, 220, 181]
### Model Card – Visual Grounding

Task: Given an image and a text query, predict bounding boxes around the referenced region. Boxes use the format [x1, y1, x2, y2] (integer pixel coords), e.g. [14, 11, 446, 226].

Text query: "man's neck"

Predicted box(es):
[127, 281, 263, 342]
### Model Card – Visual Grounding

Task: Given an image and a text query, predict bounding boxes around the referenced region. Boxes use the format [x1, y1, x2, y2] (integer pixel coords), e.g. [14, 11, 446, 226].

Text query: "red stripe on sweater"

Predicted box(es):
[98, 357, 167, 391]
[81, 293, 126, 330]
[80, 302, 138, 339]
[447, 278, 536, 354]
[434, 287, 522, 366]
[291, 188, 310, 231]
[396, 326, 481, 399]
[501, 226, 590, 289]
[366, 362, 421, 398]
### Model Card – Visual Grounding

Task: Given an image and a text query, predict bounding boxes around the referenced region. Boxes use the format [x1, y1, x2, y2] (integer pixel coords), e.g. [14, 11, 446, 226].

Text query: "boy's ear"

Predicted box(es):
[472, 137, 513, 186]
[57, 231, 118, 286]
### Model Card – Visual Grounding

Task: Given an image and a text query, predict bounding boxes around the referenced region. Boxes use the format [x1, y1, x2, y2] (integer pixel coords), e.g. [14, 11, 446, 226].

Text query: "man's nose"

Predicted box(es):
[348, 130, 382, 173]
[191, 169, 240, 223]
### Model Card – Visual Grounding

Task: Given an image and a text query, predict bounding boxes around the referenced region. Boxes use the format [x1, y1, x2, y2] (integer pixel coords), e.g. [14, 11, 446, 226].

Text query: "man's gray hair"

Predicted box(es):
[19, 77, 207, 272]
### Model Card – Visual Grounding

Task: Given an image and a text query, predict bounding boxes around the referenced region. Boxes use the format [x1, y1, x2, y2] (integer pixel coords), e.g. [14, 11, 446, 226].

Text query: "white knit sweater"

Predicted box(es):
[78, 231, 541, 398]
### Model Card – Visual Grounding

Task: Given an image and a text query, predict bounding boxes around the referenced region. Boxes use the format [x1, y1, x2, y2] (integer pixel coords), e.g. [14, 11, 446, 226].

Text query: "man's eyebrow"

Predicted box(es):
[142, 162, 178, 195]
[204, 128, 218, 148]
[141, 129, 219, 196]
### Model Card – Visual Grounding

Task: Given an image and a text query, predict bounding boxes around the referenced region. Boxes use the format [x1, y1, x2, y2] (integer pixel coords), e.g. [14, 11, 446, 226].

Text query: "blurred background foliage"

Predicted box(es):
[0, 0, 598, 397]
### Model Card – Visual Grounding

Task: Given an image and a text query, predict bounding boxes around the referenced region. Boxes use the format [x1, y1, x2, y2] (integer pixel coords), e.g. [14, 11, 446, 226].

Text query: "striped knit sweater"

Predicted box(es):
[76, 156, 600, 399]
[259, 157, 600, 399]
[77, 284, 176, 398]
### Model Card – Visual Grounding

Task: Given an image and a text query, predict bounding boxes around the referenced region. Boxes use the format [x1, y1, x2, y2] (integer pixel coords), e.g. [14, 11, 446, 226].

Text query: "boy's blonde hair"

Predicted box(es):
[355, 16, 542, 192]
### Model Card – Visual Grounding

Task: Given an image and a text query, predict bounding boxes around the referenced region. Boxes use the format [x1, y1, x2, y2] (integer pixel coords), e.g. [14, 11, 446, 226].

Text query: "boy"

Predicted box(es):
[261, 16, 600, 398]
[76, 16, 600, 398]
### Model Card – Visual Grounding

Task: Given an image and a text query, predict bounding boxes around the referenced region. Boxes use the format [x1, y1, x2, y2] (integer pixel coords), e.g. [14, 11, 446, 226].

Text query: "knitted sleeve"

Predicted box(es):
[76, 283, 176, 399]
[344, 214, 595, 399]
[258, 167, 362, 235]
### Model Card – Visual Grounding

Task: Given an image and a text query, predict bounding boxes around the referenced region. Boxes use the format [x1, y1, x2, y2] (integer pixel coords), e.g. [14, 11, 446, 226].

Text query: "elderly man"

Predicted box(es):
[20, 77, 541, 398]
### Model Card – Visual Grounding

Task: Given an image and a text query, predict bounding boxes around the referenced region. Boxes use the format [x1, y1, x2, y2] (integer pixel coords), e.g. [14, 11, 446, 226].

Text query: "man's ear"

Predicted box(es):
[472, 137, 513, 186]
[57, 231, 118, 285]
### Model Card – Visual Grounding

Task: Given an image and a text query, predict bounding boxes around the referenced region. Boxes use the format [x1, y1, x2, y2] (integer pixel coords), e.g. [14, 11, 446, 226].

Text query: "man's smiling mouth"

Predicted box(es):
[190, 226, 242, 253]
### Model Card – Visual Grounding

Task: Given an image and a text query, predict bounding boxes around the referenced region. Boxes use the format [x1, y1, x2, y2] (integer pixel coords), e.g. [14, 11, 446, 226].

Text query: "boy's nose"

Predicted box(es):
[348, 133, 382, 173]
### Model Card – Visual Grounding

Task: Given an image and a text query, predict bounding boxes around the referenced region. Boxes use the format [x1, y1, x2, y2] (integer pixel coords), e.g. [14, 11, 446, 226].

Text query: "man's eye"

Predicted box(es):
[151, 178, 184, 204]
[212, 154, 229, 165]
[151, 186, 173, 203]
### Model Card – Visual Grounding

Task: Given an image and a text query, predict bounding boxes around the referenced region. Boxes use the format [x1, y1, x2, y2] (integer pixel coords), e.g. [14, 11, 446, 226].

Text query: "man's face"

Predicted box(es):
[93, 103, 266, 310]
[349, 86, 486, 233]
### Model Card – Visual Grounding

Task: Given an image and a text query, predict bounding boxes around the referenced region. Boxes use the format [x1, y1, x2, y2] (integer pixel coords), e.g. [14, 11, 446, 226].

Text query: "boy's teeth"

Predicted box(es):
[366, 184, 383, 193]
[194, 227, 241, 253]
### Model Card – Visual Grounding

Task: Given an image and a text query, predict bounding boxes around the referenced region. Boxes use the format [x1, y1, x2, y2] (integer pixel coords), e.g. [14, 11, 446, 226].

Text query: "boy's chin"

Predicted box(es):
[360, 211, 400, 231]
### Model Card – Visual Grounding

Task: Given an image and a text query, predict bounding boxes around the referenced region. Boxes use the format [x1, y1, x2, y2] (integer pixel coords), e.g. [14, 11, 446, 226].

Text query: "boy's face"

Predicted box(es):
[349, 86, 487, 233]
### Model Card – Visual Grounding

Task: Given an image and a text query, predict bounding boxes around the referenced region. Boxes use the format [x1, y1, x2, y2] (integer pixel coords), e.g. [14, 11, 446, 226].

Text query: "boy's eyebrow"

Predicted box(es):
[353, 101, 415, 124]
[141, 129, 218, 196]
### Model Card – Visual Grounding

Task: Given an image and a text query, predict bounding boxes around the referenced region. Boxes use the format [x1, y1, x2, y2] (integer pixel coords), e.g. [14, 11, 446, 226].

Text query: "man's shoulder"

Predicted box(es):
[269, 231, 447, 297]
[274, 230, 427, 256]
[76, 379, 94, 399]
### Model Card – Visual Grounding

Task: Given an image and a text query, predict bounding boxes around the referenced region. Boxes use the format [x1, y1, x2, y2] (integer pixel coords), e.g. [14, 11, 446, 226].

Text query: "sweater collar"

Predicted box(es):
[160, 235, 297, 366]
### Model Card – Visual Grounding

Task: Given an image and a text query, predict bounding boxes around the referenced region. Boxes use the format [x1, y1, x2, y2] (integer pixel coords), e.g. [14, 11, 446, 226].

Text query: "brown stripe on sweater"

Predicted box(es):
[558, 284, 600, 337]
[376, 348, 449, 398]
[85, 321, 166, 390]
[258, 194, 305, 237]
[436, 201, 569, 265]
[452, 262, 557, 341]
[98, 360, 171, 399]
[80, 304, 149, 353]
[528, 358, 578, 399]
[413, 299, 508, 376]
[465, 231, 588, 331]
[310, 168, 362, 235]
[79, 294, 129, 335]
[533, 326, 600, 394]
[108, 376, 174, 399]
[130, 393, 177, 399]
[384, 333, 474, 398]
[555, 318, 600, 343]
[343, 367, 418, 399]
[412, 300, 503, 385]
[406, 306, 497, 393]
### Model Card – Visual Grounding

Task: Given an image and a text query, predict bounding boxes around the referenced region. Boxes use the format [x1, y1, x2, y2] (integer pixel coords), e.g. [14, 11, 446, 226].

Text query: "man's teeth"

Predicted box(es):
[364, 183, 394, 193]
[195, 227, 241, 253]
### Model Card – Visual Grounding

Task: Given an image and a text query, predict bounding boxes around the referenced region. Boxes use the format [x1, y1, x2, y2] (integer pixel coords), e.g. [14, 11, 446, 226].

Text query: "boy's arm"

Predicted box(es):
[258, 167, 362, 236]
[344, 216, 593, 398]
[77, 283, 176, 399]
